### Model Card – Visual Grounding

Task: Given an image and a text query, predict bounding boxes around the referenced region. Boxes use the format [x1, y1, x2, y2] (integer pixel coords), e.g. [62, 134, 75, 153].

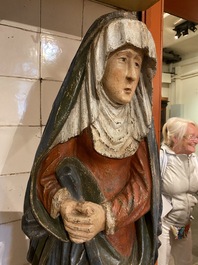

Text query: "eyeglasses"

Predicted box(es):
[183, 134, 198, 141]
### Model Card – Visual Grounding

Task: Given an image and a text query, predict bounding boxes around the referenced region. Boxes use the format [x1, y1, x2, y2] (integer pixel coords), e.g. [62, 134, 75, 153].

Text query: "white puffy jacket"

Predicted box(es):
[160, 144, 198, 227]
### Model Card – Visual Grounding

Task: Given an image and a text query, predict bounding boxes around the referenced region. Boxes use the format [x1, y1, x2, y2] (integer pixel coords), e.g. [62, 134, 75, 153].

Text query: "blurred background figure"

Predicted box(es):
[158, 117, 198, 265]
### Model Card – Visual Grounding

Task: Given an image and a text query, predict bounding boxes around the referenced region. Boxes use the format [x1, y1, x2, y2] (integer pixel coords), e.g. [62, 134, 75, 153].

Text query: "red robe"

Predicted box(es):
[37, 127, 152, 258]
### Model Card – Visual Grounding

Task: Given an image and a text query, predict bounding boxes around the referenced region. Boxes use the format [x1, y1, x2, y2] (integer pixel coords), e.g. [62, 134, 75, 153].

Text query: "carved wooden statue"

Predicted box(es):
[22, 10, 161, 265]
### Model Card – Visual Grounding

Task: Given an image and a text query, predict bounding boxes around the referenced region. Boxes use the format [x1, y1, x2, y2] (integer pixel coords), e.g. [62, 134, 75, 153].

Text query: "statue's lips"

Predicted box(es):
[124, 88, 132, 93]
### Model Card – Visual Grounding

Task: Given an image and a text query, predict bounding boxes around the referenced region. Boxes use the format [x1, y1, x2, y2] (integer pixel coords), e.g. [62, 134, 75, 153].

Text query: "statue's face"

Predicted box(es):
[102, 46, 143, 105]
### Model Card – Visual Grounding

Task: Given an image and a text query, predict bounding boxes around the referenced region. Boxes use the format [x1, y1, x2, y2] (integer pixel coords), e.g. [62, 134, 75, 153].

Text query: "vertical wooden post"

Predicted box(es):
[143, 3, 164, 264]
[142, 0, 164, 146]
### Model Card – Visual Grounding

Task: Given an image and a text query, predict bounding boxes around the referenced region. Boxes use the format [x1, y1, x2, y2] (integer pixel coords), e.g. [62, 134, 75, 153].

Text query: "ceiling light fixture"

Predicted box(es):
[182, 27, 189, 37]
[173, 21, 197, 39]
[174, 30, 182, 39]
[189, 23, 197, 32]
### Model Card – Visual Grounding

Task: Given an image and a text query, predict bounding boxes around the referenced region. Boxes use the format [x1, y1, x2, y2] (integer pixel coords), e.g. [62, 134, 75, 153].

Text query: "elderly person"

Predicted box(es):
[158, 117, 198, 265]
[22, 11, 161, 265]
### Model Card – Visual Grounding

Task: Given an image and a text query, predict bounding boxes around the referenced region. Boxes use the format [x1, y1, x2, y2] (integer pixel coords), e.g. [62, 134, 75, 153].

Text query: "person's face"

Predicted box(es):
[173, 124, 198, 154]
[102, 46, 143, 105]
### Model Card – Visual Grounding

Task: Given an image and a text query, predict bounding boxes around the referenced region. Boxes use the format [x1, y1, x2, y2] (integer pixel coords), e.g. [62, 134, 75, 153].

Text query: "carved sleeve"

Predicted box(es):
[103, 142, 152, 234]
[36, 141, 74, 215]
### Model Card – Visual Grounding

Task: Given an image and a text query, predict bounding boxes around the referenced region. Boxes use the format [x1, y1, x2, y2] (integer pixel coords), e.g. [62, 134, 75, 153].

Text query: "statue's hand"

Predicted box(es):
[60, 200, 105, 243]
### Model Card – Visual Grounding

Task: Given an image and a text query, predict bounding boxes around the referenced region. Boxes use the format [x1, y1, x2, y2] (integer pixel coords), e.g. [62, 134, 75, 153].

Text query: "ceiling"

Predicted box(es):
[163, 13, 198, 61]
[163, 0, 198, 63]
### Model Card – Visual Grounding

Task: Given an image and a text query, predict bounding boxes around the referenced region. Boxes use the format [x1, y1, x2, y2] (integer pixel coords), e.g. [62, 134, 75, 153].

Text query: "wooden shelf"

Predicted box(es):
[94, 0, 159, 11]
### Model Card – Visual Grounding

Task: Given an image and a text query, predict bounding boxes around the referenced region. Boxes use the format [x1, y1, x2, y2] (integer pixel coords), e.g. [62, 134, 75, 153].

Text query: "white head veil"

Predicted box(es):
[53, 15, 157, 158]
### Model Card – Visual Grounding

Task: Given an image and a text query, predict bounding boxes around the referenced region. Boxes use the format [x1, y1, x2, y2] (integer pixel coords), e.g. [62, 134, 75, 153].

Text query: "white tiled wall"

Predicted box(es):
[0, 0, 116, 264]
